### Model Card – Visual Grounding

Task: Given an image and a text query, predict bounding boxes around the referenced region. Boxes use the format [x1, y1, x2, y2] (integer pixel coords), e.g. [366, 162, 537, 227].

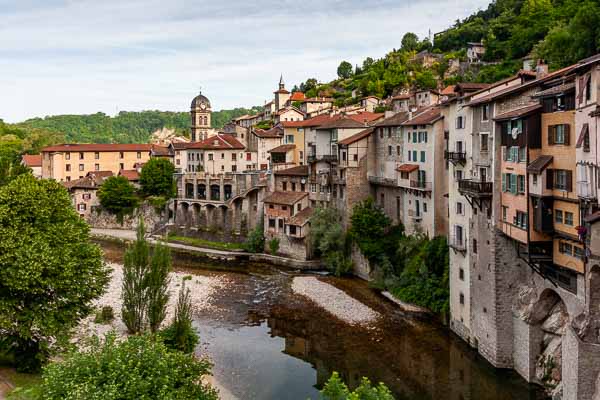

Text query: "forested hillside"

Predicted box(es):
[17, 107, 262, 144]
[292, 0, 600, 106]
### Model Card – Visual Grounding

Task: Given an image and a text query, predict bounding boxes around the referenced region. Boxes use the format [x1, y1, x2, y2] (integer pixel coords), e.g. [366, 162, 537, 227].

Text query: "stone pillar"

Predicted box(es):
[563, 326, 600, 400]
[220, 178, 224, 203]
[193, 176, 198, 199]
[512, 316, 544, 382]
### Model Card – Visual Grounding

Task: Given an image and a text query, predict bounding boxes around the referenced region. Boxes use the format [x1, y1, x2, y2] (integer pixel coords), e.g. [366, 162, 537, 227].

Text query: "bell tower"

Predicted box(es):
[190, 90, 212, 142]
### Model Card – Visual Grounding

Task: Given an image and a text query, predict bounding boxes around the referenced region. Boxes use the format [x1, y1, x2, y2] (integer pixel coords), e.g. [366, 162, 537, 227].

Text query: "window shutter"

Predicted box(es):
[502, 173, 506, 192]
[578, 76, 585, 104]
[566, 170, 573, 192]
[564, 124, 570, 145]
[511, 174, 517, 194]
[546, 169, 554, 190]
[548, 125, 555, 145]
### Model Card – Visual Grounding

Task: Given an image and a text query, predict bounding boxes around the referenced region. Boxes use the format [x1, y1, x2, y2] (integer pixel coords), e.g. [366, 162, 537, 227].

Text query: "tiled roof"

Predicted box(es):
[338, 127, 375, 146]
[63, 171, 113, 190]
[533, 82, 576, 97]
[392, 94, 411, 100]
[254, 126, 283, 138]
[187, 134, 245, 150]
[268, 144, 296, 153]
[289, 92, 305, 101]
[401, 107, 443, 126]
[493, 104, 541, 121]
[288, 207, 314, 226]
[263, 191, 308, 205]
[317, 116, 366, 130]
[150, 145, 170, 156]
[119, 169, 140, 181]
[171, 142, 189, 150]
[397, 164, 419, 173]
[303, 97, 334, 103]
[527, 155, 553, 174]
[455, 82, 490, 92]
[374, 112, 411, 127]
[347, 112, 384, 123]
[88, 171, 114, 179]
[274, 165, 309, 176]
[21, 154, 41, 167]
[42, 143, 154, 152]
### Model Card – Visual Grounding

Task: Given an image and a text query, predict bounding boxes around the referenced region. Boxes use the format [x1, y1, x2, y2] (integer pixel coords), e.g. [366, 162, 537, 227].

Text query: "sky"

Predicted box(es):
[0, 0, 491, 123]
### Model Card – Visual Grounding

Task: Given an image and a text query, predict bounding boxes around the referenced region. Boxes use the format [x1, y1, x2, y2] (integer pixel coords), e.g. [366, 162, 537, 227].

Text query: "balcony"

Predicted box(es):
[458, 179, 492, 197]
[407, 209, 422, 220]
[368, 175, 397, 187]
[577, 181, 596, 200]
[444, 151, 466, 164]
[449, 235, 467, 252]
[410, 180, 432, 191]
[307, 154, 338, 164]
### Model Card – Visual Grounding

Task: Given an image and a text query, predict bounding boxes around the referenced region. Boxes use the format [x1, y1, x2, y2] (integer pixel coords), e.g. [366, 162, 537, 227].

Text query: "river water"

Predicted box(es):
[99, 240, 544, 400]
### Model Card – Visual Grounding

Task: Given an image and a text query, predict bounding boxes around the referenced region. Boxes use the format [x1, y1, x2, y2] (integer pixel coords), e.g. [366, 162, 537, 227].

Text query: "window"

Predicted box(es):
[413, 150, 417, 161]
[473, 239, 477, 254]
[232, 153, 237, 161]
[459, 268, 464, 281]
[519, 147, 526, 162]
[517, 175, 525, 194]
[137, 151, 141, 159]
[515, 211, 528, 229]
[559, 241, 573, 256]
[297, 204, 302, 212]
[408, 151, 412, 161]
[533, 175, 538, 185]
[94, 152, 99, 159]
[282, 205, 287, 211]
[269, 218, 276, 228]
[401, 171, 409, 180]
[231, 165, 237, 172]
[282, 182, 287, 191]
[291, 182, 296, 191]
[502, 206, 508, 221]
[482, 104, 489, 121]
[459, 292, 465, 305]
[95, 164, 99, 171]
[246, 152, 252, 161]
[66, 164, 71, 171]
[549, 124, 570, 145]
[77, 204, 86, 211]
[380, 129, 384, 139]
[480, 133, 488, 151]
[286, 135, 294, 143]
[555, 170, 568, 191]
[221, 153, 225, 159]
[79, 152, 84, 160]
[455, 169, 463, 181]
[586, 75, 592, 101]
[420, 151, 425, 162]
[574, 246, 584, 260]
[397, 146, 401, 156]
[79, 164, 84, 171]
[119, 152, 123, 159]
[388, 146, 392, 156]
[423, 202, 427, 212]
[119, 163, 124, 170]
[456, 202, 463, 215]
[310, 184, 317, 193]
[565, 211, 574, 226]
[412, 132, 417, 143]
[456, 116, 464, 129]
[278, 219, 284, 229]
[387, 128, 392, 138]
[65, 152, 70, 160]
[208, 154, 213, 161]
[555, 209, 563, 224]
[301, 183, 305, 191]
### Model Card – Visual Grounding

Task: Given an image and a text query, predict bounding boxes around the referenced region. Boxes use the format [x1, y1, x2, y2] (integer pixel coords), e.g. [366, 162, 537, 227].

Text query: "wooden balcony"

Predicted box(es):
[409, 180, 432, 191]
[444, 151, 466, 164]
[307, 154, 338, 164]
[458, 179, 492, 197]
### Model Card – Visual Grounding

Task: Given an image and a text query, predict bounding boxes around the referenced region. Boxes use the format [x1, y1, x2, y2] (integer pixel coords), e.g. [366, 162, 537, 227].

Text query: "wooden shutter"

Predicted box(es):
[564, 124, 570, 145]
[566, 170, 573, 192]
[578, 76, 585, 104]
[502, 173, 506, 192]
[546, 168, 554, 189]
[548, 125, 555, 145]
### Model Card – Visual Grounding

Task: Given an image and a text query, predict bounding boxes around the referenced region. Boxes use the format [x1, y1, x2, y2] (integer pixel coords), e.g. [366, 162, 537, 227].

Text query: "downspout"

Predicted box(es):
[526, 117, 532, 266]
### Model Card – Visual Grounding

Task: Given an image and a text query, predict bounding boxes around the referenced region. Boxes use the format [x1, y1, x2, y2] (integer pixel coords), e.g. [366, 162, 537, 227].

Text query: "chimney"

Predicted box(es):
[536, 59, 548, 79]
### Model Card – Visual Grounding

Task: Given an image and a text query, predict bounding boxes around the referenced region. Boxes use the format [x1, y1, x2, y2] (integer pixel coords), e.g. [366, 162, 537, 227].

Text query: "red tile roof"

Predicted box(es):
[187, 134, 245, 150]
[401, 107, 443, 126]
[346, 112, 384, 124]
[254, 126, 283, 138]
[392, 94, 411, 100]
[289, 92, 306, 101]
[263, 191, 308, 205]
[288, 207, 314, 226]
[42, 143, 154, 152]
[268, 144, 296, 153]
[317, 116, 366, 130]
[338, 127, 375, 146]
[375, 112, 411, 127]
[274, 165, 309, 176]
[397, 164, 419, 173]
[21, 154, 41, 167]
[150, 145, 170, 156]
[119, 169, 140, 181]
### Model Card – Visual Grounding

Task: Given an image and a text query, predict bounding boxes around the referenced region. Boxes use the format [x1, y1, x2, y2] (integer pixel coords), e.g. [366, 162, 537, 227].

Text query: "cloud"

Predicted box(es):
[0, 0, 490, 122]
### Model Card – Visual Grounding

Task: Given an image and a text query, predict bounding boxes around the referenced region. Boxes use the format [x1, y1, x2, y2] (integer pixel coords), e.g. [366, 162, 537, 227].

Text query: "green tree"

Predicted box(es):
[139, 157, 176, 198]
[349, 198, 391, 260]
[40, 333, 217, 400]
[0, 175, 108, 371]
[309, 207, 351, 276]
[97, 176, 139, 218]
[415, 70, 438, 90]
[401, 32, 419, 51]
[161, 283, 198, 354]
[245, 221, 265, 253]
[268, 237, 280, 255]
[321, 372, 395, 400]
[337, 61, 354, 79]
[146, 241, 171, 333]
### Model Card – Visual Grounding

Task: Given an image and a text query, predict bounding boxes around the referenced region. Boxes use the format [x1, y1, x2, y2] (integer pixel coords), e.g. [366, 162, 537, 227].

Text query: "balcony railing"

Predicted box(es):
[407, 209, 423, 220]
[444, 151, 466, 164]
[577, 181, 596, 199]
[410, 180, 432, 191]
[458, 179, 492, 197]
[368, 175, 397, 187]
[307, 154, 338, 163]
[449, 235, 466, 251]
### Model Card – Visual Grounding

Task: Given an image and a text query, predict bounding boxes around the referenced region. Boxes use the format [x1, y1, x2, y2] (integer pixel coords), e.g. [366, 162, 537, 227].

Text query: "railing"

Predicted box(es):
[410, 180, 432, 191]
[577, 181, 595, 199]
[444, 151, 466, 163]
[368, 175, 397, 187]
[449, 234, 466, 251]
[307, 154, 338, 163]
[458, 179, 492, 196]
[407, 209, 423, 220]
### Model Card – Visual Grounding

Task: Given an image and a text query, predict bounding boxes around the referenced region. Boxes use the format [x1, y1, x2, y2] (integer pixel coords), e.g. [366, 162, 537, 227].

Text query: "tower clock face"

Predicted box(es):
[200, 102, 207, 110]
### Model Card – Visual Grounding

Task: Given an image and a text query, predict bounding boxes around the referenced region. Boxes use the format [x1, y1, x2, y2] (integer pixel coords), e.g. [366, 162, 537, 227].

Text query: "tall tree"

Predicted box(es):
[0, 175, 108, 371]
[139, 157, 176, 198]
[337, 61, 353, 79]
[401, 32, 419, 51]
[146, 242, 171, 333]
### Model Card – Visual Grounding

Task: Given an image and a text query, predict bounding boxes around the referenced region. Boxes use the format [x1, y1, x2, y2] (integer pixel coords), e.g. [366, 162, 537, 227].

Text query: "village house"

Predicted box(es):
[63, 171, 113, 218]
[359, 96, 380, 113]
[390, 94, 412, 113]
[41, 143, 156, 182]
[183, 133, 254, 174]
[298, 97, 334, 117]
[21, 154, 42, 178]
[466, 42, 485, 63]
[273, 106, 305, 124]
[248, 126, 284, 170]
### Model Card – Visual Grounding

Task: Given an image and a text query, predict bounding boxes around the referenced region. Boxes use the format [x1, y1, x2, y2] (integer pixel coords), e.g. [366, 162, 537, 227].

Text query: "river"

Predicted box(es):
[99, 240, 545, 400]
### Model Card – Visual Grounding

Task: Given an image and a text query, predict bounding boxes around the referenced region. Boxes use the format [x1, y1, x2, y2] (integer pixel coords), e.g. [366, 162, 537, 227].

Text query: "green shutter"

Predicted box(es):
[510, 174, 517, 194]
[502, 173, 506, 192]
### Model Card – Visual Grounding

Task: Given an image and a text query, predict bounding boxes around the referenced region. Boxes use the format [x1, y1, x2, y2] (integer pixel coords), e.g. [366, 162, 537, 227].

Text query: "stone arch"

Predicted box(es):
[191, 203, 201, 227]
[178, 202, 190, 227]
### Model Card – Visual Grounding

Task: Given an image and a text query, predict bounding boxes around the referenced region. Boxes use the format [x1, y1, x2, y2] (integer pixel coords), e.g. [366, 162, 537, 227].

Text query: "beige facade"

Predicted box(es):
[41, 144, 154, 182]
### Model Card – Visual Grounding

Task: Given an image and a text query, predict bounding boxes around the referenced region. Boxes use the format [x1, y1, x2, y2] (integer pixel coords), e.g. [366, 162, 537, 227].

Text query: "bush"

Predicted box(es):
[0, 175, 109, 372]
[139, 158, 176, 198]
[245, 222, 265, 253]
[40, 333, 217, 400]
[160, 283, 198, 354]
[268, 238, 280, 255]
[321, 372, 394, 400]
[97, 176, 138, 220]
[93, 306, 114, 324]
[309, 207, 352, 276]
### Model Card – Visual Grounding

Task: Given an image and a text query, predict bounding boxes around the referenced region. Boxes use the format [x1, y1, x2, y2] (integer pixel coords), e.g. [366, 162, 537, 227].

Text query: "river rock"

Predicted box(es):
[542, 301, 568, 335]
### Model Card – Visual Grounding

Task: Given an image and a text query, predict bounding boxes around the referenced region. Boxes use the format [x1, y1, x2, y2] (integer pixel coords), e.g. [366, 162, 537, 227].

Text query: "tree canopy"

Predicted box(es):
[0, 174, 109, 371]
[337, 61, 353, 79]
[139, 158, 176, 198]
[97, 176, 139, 217]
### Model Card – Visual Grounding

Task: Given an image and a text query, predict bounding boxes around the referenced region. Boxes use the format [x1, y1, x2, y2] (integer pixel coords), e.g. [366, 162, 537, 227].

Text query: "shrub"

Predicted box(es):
[268, 238, 280, 255]
[40, 333, 217, 400]
[309, 207, 352, 276]
[93, 306, 114, 324]
[160, 283, 198, 354]
[139, 158, 176, 198]
[321, 372, 395, 400]
[245, 222, 265, 253]
[0, 175, 109, 372]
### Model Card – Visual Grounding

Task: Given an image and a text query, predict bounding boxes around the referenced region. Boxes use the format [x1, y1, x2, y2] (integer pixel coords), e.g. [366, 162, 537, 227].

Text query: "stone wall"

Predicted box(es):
[351, 244, 371, 280]
[265, 230, 310, 260]
[87, 202, 165, 232]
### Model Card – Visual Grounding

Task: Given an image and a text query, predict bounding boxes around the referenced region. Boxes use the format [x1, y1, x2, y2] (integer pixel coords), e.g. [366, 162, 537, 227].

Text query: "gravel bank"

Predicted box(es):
[291, 276, 379, 325]
[76, 263, 226, 340]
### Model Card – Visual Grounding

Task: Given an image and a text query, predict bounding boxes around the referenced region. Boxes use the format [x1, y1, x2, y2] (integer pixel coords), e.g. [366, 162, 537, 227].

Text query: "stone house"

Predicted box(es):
[184, 133, 255, 174]
[299, 97, 334, 117]
[466, 42, 485, 63]
[273, 106, 305, 124]
[21, 154, 42, 178]
[360, 96, 380, 112]
[63, 171, 113, 218]
[248, 126, 284, 171]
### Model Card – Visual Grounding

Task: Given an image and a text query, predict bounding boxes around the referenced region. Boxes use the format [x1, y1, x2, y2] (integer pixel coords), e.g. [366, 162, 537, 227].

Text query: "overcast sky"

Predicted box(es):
[0, 0, 490, 122]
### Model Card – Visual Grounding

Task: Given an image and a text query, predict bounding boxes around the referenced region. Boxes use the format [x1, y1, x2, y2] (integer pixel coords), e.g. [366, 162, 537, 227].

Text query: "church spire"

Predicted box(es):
[279, 74, 285, 90]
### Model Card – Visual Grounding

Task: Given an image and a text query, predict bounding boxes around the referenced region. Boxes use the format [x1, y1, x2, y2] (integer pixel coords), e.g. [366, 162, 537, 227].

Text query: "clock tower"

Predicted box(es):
[190, 91, 212, 142]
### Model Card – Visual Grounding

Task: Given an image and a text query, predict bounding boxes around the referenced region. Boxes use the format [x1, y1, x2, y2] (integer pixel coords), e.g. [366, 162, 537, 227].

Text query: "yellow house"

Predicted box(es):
[41, 143, 158, 181]
[280, 121, 306, 165]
